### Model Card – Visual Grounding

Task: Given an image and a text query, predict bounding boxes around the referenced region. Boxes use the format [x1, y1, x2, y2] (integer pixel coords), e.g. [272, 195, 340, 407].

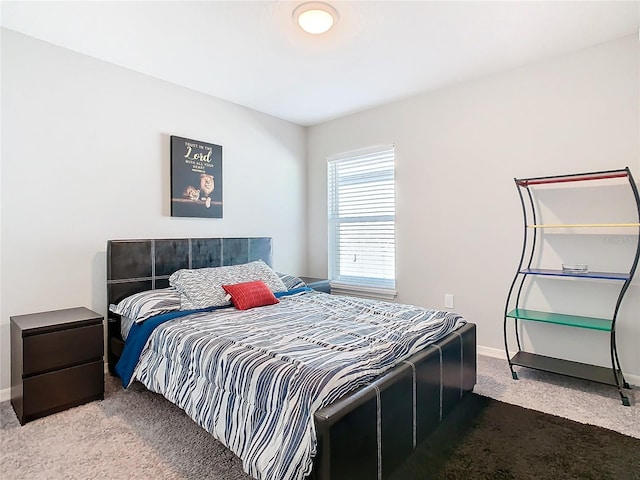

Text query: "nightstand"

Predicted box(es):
[299, 276, 331, 294]
[11, 307, 105, 425]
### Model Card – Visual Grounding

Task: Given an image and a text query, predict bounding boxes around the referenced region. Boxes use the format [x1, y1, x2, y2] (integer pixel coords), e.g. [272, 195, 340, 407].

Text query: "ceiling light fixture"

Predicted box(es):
[293, 2, 338, 35]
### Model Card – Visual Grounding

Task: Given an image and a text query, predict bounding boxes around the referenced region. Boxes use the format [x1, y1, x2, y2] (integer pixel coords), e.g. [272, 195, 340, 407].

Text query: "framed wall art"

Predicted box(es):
[170, 136, 223, 218]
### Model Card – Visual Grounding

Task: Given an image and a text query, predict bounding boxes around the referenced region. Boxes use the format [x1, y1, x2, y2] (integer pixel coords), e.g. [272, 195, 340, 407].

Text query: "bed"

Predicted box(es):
[107, 237, 476, 480]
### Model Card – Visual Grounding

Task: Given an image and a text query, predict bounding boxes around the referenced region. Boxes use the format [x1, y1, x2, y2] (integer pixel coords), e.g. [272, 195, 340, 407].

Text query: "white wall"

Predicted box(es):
[307, 35, 640, 380]
[0, 29, 308, 393]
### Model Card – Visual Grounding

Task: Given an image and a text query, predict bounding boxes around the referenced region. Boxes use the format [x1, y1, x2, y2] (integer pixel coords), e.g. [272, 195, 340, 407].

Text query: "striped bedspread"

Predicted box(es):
[130, 290, 466, 480]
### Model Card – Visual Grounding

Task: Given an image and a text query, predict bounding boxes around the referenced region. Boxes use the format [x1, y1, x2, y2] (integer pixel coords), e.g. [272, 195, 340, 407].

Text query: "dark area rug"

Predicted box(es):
[389, 393, 640, 480]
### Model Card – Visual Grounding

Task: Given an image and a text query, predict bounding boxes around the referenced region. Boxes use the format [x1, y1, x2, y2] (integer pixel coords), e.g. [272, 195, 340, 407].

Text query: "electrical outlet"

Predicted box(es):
[445, 294, 454, 309]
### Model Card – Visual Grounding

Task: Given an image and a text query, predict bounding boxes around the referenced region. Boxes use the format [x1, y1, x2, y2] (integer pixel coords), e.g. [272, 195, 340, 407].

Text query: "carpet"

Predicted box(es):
[2, 377, 639, 480]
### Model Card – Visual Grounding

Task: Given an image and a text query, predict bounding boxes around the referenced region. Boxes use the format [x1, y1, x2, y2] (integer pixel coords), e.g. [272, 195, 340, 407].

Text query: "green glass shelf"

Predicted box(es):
[506, 308, 612, 331]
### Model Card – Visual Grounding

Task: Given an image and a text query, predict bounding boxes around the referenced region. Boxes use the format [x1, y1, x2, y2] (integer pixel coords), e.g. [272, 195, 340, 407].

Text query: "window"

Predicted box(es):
[328, 145, 396, 295]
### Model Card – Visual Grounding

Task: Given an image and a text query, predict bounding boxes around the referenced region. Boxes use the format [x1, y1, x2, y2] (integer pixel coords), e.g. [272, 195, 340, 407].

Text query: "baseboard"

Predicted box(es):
[477, 345, 509, 360]
[478, 344, 640, 387]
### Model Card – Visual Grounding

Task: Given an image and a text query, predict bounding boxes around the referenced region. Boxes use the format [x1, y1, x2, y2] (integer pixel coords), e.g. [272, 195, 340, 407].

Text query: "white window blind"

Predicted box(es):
[328, 145, 396, 290]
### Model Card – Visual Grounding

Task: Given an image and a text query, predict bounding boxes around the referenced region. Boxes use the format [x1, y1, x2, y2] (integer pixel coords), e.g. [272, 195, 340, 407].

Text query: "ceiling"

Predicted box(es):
[2, 1, 639, 126]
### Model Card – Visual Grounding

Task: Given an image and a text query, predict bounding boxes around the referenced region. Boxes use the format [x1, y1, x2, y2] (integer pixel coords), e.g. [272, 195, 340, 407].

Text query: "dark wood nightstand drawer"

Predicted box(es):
[22, 361, 104, 423]
[23, 324, 104, 376]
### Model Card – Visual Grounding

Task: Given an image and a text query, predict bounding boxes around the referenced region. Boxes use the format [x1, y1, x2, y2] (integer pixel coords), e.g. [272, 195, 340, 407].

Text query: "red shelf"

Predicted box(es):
[516, 169, 628, 187]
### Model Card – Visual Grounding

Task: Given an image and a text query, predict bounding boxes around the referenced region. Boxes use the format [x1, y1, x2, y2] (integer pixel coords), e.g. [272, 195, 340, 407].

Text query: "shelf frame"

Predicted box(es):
[503, 166, 640, 406]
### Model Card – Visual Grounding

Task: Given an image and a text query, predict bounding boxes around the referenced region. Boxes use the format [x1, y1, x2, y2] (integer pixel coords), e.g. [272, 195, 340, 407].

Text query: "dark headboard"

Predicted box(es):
[107, 237, 273, 307]
[106, 237, 273, 374]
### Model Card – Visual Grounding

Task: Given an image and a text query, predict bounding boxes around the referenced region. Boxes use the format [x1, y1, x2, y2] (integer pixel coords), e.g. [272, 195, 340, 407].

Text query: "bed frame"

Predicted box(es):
[106, 237, 476, 480]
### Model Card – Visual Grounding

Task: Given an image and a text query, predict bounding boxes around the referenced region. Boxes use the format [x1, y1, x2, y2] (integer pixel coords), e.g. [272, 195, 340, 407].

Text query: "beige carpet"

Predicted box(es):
[1, 354, 638, 479]
[1, 378, 252, 480]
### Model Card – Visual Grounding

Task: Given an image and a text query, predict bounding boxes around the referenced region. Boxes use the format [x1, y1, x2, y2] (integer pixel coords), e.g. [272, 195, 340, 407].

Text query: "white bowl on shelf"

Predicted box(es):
[562, 264, 589, 273]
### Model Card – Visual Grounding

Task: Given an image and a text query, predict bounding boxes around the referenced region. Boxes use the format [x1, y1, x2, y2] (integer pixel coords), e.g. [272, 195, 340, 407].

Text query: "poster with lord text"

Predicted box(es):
[170, 136, 223, 218]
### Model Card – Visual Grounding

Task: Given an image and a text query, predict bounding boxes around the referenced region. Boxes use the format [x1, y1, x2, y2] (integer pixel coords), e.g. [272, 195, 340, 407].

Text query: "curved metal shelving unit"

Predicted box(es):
[503, 167, 640, 406]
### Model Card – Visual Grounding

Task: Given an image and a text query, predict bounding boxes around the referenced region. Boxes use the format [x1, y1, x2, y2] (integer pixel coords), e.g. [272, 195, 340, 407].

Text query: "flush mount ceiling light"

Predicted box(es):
[293, 2, 338, 34]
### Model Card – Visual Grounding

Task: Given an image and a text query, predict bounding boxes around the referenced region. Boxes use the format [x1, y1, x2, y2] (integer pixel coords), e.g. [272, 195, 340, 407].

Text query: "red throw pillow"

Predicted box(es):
[222, 280, 280, 310]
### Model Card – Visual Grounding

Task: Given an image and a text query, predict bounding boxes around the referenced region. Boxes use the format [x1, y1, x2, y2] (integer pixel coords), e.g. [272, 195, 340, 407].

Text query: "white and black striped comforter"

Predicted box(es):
[131, 290, 466, 480]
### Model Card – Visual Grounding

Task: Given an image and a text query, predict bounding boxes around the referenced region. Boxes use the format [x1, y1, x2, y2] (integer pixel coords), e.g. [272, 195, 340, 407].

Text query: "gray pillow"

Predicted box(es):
[277, 272, 307, 290]
[109, 288, 181, 323]
[169, 260, 287, 310]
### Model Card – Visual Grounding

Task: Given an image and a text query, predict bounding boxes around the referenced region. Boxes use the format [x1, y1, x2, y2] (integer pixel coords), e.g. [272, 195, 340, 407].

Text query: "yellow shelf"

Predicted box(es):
[527, 223, 640, 228]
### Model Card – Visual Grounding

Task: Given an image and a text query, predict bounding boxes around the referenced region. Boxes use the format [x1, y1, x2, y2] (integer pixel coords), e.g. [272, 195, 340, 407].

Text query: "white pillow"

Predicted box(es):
[169, 260, 287, 310]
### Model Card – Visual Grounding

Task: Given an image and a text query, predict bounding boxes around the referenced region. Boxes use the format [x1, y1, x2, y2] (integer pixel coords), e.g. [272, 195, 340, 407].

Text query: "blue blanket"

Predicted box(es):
[115, 287, 313, 386]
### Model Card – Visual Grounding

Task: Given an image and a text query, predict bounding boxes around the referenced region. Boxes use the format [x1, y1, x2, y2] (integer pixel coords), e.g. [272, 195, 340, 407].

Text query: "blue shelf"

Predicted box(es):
[519, 268, 629, 281]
